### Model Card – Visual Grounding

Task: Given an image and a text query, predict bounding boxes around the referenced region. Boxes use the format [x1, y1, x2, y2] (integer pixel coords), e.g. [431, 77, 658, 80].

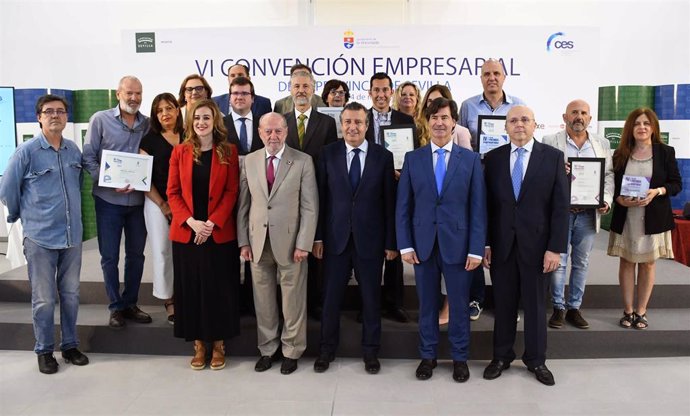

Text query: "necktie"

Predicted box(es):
[512, 147, 526, 199]
[239, 117, 248, 153]
[435, 148, 446, 196]
[375, 112, 389, 145]
[267, 156, 276, 193]
[297, 113, 307, 149]
[349, 148, 362, 192]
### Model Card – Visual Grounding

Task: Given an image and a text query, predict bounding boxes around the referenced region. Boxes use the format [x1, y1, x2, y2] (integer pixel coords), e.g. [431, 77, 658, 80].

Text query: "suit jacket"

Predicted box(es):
[365, 108, 418, 147]
[237, 146, 318, 266]
[285, 109, 337, 164]
[274, 95, 325, 114]
[484, 140, 569, 265]
[222, 112, 264, 155]
[167, 143, 240, 244]
[213, 93, 272, 120]
[610, 142, 682, 235]
[396, 143, 487, 264]
[542, 130, 615, 232]
[316, 141, 396, 259]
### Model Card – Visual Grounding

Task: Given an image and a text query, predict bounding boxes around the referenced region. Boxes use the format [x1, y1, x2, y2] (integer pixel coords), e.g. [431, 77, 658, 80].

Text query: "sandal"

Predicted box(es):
[633, 313, 648, 330]
[164, 300, 174, 325]
[619, 311, 635, 328]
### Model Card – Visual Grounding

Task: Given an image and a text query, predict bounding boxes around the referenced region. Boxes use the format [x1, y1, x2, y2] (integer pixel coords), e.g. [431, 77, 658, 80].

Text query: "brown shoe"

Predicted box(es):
[191, 340, 206, 370]
[210, 341, 225, 370]
[565, 309, 590, 329]
[548, 308, 565, 329]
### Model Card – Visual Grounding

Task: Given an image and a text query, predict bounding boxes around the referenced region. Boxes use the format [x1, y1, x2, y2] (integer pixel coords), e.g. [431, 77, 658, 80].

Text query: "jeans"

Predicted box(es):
[24, 238, 82, 355]
[550, 210, 596, 310]
[94, 196, 147, 311]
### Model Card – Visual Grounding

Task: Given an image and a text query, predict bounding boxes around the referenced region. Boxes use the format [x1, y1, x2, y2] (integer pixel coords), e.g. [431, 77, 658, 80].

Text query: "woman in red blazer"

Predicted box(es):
[167, 99, 240, 370]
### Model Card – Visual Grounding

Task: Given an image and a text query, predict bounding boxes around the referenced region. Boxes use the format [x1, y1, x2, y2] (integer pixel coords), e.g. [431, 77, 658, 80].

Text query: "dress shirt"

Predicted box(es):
[345, 140, 368, 175]
[232, 110, 254, 150]
[294, 106, 313, 131]
[510, 138, 535, 180]
[372, 108, 392, 145]
[459, 92, 525, 148]
[565, 135, 596, 159]
[0, 133, 83, 249]
[265, 144, 286, 175]
[82, 106, 149, 206]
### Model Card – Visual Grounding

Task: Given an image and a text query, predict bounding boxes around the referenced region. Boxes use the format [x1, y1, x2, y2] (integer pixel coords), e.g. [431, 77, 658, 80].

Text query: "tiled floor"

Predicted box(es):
[0, 351, 688, 415]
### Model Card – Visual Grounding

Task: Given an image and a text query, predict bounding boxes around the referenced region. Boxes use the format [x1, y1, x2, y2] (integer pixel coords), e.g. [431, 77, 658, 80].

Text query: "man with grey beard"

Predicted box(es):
[83, 75, 152, 328]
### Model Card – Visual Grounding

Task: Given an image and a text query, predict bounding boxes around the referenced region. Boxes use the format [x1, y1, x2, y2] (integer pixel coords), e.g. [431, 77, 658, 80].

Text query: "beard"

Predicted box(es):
[120, 99, 140, 115]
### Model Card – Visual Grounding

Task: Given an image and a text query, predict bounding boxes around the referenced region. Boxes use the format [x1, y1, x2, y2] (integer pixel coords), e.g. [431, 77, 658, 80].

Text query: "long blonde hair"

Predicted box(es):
[183, 99, 232, 165]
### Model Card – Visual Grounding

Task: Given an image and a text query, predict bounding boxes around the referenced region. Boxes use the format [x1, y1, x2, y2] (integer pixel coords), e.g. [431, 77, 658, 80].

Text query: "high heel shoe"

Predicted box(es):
[210, 341, 225, 370]
[191, 340, 206, 370]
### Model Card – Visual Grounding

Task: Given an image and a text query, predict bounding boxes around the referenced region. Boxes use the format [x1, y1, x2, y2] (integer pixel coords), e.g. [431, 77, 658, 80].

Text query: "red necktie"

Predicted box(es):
[267, 156, 276, 192]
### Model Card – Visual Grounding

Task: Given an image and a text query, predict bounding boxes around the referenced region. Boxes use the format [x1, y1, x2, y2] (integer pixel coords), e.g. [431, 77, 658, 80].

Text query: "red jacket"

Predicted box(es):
[167, 143, 239, 243]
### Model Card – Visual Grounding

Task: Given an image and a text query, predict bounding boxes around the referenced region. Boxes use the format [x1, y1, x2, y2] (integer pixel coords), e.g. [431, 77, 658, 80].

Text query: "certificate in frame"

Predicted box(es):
[568, 157, 605, 208]
[317, 106, 343, 138]
[381, 124, 416, 170]
[98, 150, 153, 192]
[477, 115, 509, 154]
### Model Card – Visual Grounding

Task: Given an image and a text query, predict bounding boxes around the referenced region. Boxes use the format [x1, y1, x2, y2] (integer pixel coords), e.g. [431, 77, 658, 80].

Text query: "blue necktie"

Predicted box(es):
[512, 147, 526, 199]
[435, 148, 446, 195]
[239, 117, 248, 153]
[349, 148, 362, 191]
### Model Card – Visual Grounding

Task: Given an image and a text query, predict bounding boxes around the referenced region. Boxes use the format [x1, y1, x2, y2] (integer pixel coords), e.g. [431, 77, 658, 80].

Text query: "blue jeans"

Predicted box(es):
[550, 210, 596, 310]
[24, 238, 82, 355]
[94, 196, 147, 311]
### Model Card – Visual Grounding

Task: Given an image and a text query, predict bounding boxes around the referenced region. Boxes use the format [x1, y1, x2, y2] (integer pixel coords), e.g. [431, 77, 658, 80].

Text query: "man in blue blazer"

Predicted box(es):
[397, 97, 487, 382]
[312, 102, 397, 374]
[482, 105, 569, 386]
[213, 63, 272, 119]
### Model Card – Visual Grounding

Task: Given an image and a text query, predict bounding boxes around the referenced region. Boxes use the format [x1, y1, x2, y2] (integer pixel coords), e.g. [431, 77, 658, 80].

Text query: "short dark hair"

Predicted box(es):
[148, 93, 183, 135]
[35, 94, 68, 115]
[339, 101, 369, 125]
[230, 63, 250, 76]
[230, 76, 255, 98]
[322, 79, 350, 105]
[290, 63, 312, 75]
[370, 72, 393, 89]
[425, 97, 459, 122]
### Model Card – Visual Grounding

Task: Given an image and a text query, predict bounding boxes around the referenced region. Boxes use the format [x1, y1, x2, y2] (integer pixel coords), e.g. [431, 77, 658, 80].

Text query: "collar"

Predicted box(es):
[345, 139, 368, 154]
[294, 106, 313, 120]
[430, 140, 454, 154]
[231, 110, 253, 122]
[114, 105, 142, 122]
[372, 108, 391, 119]
[37, 132, 67, 150]
[265, 144, 286, 160]
[511, 138, 535, 153]
[480, 91, 509, 105]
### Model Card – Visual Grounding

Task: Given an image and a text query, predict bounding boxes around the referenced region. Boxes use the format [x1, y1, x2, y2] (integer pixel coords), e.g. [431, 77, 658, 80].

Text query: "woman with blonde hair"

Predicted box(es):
[392, 81, 422, 119]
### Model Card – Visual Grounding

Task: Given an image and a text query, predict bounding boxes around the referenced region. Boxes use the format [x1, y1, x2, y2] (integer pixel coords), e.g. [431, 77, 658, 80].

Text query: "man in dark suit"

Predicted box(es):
[312, 102, 397, 374]
[482, 105, 569, 386]
[284, 68, 337, 320]
[213, 63, 272, 119]
[397, 97, 487, 382]
[365, 72, 415, 323]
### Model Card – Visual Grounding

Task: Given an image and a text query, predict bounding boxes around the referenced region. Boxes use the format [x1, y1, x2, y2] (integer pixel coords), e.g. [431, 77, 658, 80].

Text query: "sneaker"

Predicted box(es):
[469, 301, 482, 321]
[565, 308, 590, 329]
[548, 308, 565, 329]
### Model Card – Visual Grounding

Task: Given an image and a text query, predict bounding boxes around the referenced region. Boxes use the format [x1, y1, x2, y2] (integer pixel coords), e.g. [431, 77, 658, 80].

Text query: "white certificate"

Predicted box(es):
[317, 106, 343, 138]
[98, 150, 153, 192]
[569, 158, 604, 207]
[620, 175, 651, 198]
[478, 115, 509, 154]
[382, 125, 415, 170]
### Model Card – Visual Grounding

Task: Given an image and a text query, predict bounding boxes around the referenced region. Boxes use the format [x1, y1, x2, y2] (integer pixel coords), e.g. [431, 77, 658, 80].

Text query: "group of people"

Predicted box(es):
[0, 59, 681, 385]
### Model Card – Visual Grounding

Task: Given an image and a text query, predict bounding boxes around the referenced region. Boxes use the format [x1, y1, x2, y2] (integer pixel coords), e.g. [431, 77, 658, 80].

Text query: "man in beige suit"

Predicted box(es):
[237, 112, 318, 375]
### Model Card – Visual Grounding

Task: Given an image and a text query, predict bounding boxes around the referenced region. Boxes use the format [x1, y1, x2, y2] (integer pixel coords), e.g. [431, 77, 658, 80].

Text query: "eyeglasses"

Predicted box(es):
[507, 117, 533, 125]
[41, 109, 68, 116]
[184, 86, 206, 94]
[230, 92, 252, 97]
[329, 90, 346, 97]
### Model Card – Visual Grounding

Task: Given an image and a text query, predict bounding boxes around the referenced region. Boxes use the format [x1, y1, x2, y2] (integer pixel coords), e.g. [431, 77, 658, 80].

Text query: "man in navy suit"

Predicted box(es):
[482, 105, 569, 386]
[397, 97, 487, 382]
[312, 102, 397, 374]
[213, 63, 272, 119]
[222, 77, 264, 156]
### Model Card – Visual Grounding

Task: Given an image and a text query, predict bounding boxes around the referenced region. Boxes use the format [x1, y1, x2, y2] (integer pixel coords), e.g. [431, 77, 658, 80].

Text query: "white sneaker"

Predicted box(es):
[469, 301, 482, 321]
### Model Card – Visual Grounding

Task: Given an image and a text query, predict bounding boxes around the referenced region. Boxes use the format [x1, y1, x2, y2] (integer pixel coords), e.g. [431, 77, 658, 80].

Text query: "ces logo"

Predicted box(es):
[546, 32, 575, 51]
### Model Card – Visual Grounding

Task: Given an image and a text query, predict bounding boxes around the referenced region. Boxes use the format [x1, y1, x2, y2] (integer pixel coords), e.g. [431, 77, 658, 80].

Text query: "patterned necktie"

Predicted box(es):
[435, 148, 446, 196]
[267, 156, 276, 193]
[375, 112, 389, 145]
[297, 113, 307, 149]
[349, 148, 362, 192]
[512, 147, 526, 199]
[239, 117, 248, 153]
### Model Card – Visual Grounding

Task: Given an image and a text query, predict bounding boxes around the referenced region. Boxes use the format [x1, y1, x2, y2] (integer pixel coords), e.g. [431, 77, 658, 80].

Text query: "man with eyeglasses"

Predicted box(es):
[482, 106, 569, 386]
[459, 58, 527, 322]
[365, 72, 416, 324]
[82, 75, 152, 329]
[0, 95, 89, 374]
[213, 63, 272, 120]
[273, 64, 326, 114]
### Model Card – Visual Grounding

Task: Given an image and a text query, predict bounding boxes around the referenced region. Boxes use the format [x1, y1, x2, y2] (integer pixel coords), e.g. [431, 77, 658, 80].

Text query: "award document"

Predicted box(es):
[317, 106, 344, 138]
[98, 150, 153, 192]
[478, 115, 509, 154]
[568, 157, 605, 208]
[620, 174, 651, 198]
[381, 125, 416, 169]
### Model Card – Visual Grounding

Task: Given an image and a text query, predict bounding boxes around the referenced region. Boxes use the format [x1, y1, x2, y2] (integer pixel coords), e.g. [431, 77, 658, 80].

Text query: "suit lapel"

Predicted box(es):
[269, 147, 293, 200]
[440, 145, 461, 196]
[208, 147, 221, 203]
[419, 146, 436, 196]
[285, 113, 299, 150]
[519, 141, 544, 202]
[335, 142, 353, 197]
[253, 151, 270, 199]
[355, 144, 377, 198]
[302, 111, 319, 150]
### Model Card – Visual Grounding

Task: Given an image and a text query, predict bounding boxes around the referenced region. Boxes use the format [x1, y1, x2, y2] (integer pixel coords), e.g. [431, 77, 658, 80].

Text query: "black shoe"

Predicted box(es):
[364, 357, 380, 374]
[255, 352, 281, 372]
[548, 308, 565, 329]
[388, 307, 410, 323]
[61, 348, 89, 366]
[415, 359, 437, 380]
[109, 310, 126, 328]
[483, 359, 510, 380]
[528, 364, 555, 386]
[452, 361, 470, 382]
[122, 305, 152, 323]
[37, 353, 58, 374]
[565, 309, 590, 329]
[281, 358, 298, 375]
[313, 353, 335, 373]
